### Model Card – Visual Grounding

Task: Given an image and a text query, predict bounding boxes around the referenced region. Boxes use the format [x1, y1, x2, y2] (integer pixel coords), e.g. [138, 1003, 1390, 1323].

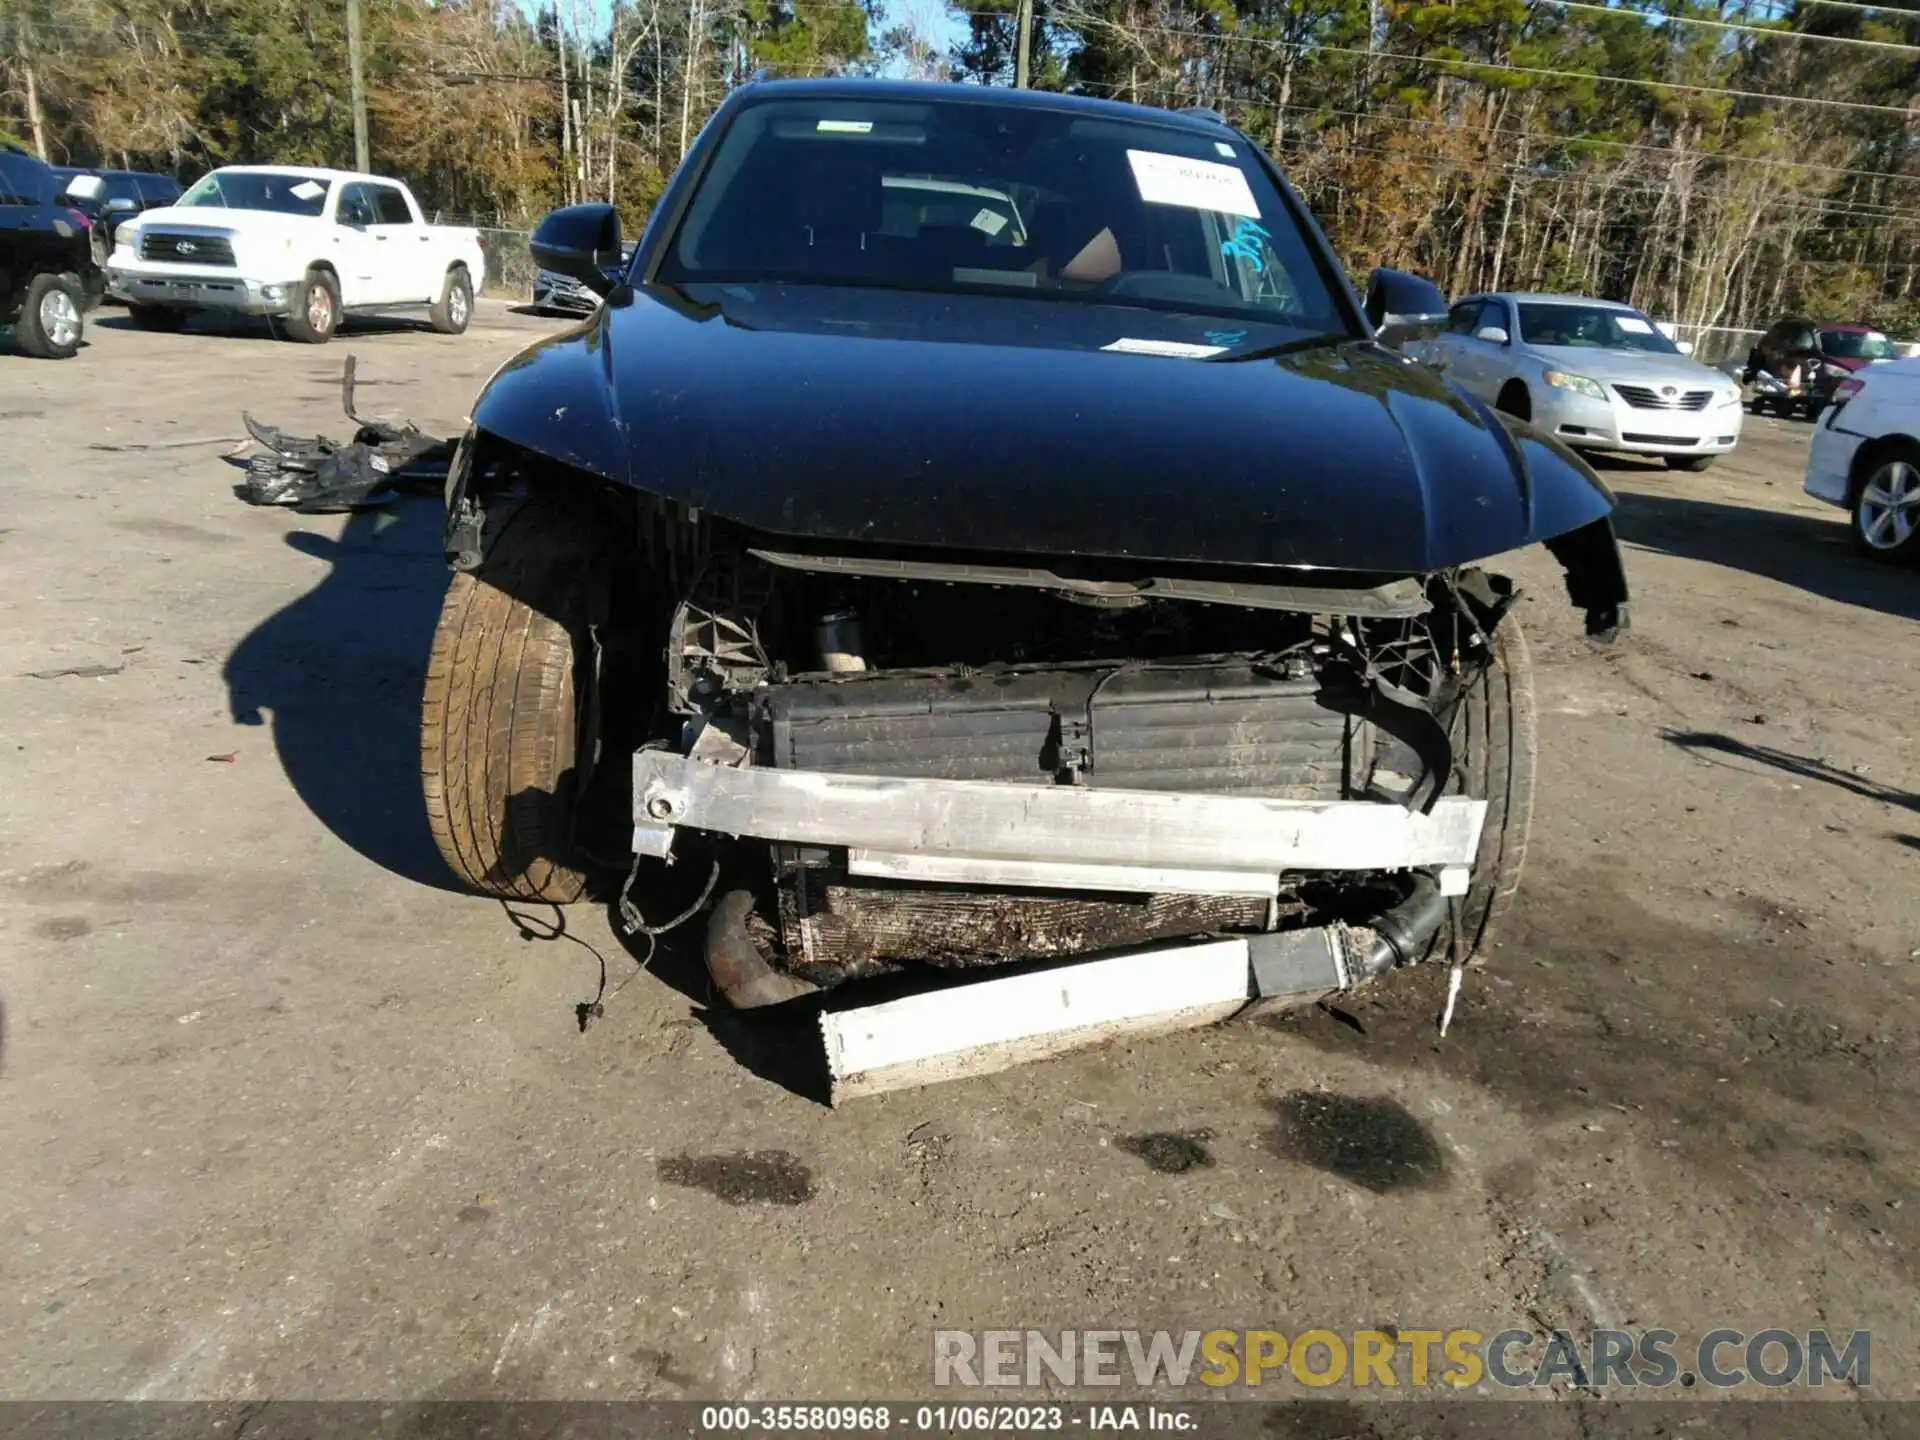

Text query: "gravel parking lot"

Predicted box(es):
[3, 308, 1917, 1420]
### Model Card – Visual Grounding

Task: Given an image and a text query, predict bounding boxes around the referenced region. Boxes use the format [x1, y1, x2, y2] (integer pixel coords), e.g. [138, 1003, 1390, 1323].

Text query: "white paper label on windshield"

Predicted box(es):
[1215, 142, 1236, 158]
[817, 119, 873, 133]
[1126, 150, 1259, 219]
[291, 180, 325, 200]
[971, 208, 1009, 236]
[1614, 315, 1654, 334]
[1103, 337, 1227, 359]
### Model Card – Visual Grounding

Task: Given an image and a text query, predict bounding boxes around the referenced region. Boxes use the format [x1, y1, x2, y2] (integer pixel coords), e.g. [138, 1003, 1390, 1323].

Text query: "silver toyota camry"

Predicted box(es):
[1417, 292, 1745, 471]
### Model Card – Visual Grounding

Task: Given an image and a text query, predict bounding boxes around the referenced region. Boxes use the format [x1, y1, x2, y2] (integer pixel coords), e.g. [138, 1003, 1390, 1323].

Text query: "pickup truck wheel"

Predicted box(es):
[1437, 610, 1536, 964]
[282, 269, 340, 344]
[421, 499, 601, 902]
[128, 304, 186, 332]
[429, 265, 473, 335]
[16, 273, 84, 359]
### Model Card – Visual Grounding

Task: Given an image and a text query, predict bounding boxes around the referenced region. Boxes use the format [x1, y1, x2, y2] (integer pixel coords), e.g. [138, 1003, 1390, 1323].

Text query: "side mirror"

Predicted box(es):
[1364, 266, 1448, 350]
[1675, 339, 1695, 356]
[63, 174, 107, 205]
[105, 196, 139, 215]
[1474, 325, 1510, 345]
[532, 203, 624, 298]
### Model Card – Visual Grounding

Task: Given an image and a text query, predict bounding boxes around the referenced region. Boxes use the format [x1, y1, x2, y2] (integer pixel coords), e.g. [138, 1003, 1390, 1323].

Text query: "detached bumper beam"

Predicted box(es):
[631, 751, 1486, 878]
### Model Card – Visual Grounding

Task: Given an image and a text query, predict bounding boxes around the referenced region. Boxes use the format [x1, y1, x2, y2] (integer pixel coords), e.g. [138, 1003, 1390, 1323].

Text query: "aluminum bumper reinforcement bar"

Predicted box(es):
[631, 751, 1487, 878]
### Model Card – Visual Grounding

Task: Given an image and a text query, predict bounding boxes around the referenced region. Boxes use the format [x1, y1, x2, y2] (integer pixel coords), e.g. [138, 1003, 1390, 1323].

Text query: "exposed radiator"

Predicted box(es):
[754, 661, 1366, 800]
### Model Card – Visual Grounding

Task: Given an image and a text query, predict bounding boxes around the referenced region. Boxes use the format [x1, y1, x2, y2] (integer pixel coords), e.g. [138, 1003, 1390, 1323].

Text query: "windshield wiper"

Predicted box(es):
[1207, 330, 1352, 363]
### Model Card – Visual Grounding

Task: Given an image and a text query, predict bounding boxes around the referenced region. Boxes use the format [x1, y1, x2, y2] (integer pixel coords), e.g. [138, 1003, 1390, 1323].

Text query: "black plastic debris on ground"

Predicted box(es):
[233, 356, 456, 514]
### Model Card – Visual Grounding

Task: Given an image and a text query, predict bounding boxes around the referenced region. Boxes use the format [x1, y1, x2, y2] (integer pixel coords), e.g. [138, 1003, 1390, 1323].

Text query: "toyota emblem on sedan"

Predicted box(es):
[1661, 384, 1677, 397]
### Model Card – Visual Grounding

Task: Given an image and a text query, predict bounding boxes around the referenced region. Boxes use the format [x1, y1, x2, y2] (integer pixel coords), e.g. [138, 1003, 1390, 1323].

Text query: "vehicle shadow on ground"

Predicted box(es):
[605, 899, 837, 1105]
[222, 497, 462, 890]
[1663, 729, 1920, 814]
[1605, 487, 1920, 622]
[92, 313, 433, 342]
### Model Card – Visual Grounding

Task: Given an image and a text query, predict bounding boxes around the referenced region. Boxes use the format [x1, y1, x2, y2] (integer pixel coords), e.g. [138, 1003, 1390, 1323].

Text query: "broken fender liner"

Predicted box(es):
[818, 875, 1451, 1102]
[233, 356, 457, 513]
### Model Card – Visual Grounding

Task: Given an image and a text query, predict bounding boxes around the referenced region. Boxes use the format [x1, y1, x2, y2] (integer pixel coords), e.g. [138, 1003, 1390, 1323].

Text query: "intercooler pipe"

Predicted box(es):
[1248, 871, 1448, 1002]
[705, 889, 823, 1009]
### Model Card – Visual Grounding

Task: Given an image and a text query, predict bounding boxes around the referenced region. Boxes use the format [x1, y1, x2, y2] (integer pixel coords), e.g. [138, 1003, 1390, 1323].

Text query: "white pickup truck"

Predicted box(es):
[106, 165, 485, 343]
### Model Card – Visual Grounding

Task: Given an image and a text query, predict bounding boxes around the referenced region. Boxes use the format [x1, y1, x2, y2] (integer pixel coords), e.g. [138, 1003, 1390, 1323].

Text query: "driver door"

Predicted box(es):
[329, 183, 384, 306]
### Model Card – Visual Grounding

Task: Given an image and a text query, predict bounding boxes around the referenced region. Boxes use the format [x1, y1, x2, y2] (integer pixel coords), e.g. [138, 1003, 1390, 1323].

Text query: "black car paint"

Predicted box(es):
[0, 146, 104, 326]
[50, 167, 180, 245]
[463, 80, 1627, 616]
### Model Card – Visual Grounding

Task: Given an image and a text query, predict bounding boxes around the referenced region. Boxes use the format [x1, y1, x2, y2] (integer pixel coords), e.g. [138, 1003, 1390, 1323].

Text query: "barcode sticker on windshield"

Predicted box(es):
[1103, 337, 1227, 359]
[291, 180, 325, 200]
[1127, 150, 1259, 219]
[817, 119, 873, 133]
[971, 208, 1009, 236]
[1614, 315, 1653, 334]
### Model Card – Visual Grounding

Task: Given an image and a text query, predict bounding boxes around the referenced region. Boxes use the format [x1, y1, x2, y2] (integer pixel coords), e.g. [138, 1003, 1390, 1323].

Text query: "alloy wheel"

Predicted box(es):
[40, 287, 80, 349]
[1859, 460, 1920, 551]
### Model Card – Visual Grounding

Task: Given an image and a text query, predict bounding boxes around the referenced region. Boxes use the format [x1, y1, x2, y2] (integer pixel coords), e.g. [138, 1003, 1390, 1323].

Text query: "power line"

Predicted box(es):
[1259, 97, 1920, 189]
[1050, 8, 1920, 117]
[1540, 0, 1920, 54]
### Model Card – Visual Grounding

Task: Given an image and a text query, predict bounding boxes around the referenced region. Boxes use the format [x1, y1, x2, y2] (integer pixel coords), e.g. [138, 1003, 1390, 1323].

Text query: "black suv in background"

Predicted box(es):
[51, 166, 181, 245]
[1, 142, 105, 358]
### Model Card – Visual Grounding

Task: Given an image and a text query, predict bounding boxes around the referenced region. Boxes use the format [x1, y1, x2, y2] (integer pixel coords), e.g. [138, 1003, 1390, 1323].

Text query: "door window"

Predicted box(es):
[336, 184, 377, 227]
[368, 185, 413, 226]
[0, 151, 50, 206]
[1446, 301, 1486, 334]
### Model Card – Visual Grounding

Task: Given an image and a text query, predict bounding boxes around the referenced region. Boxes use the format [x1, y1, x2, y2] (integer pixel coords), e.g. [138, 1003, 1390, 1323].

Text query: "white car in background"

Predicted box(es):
[1804, 361, 1920, 561]
[1419, 292, 1745, 471]
[107, 166, 484, 343]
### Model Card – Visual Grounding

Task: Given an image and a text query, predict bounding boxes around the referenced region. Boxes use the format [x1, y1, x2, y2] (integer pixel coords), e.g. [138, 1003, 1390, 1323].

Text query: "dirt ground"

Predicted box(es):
[2, 306, 1917, 1422]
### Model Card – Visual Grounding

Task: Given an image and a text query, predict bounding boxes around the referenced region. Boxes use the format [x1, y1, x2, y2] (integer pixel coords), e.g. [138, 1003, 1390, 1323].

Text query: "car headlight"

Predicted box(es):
[113, 227, 135, 252]
[1543, 370, 1608, 401]
[1717, 387, 1743, 407]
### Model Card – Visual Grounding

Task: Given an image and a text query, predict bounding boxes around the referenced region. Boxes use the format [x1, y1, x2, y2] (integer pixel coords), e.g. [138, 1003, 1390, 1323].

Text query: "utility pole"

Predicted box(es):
[347, 0, 370, 172]
[1013, 0, 1033, 87]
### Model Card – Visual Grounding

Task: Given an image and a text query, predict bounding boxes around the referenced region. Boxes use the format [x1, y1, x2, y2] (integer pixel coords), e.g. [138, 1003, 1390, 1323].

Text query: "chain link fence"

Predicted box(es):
[477, 228, 540, 301]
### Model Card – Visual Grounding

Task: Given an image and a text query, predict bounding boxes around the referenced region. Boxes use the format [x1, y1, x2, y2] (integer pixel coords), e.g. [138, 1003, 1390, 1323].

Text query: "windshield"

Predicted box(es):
[1516, 303, 1679, 354]
[658, 95, 1351, 332]
[1821, 328, 1896, 360]
[180, 170, 331, 217]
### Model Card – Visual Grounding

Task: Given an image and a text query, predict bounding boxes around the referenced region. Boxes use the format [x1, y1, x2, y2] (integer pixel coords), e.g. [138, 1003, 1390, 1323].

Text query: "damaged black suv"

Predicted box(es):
[426, 80, 1628, 1025]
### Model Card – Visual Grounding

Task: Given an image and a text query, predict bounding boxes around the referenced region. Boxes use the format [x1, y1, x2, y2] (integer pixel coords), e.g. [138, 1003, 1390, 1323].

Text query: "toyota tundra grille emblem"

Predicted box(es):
[178, 240, 197, 254]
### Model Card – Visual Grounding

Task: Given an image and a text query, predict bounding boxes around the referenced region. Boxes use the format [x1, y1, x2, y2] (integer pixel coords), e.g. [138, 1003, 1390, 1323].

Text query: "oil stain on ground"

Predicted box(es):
[1270, 1092, 1445, 1194]
[1118, 1129, 1216, 1174]
[658, 1149, 816, 1206]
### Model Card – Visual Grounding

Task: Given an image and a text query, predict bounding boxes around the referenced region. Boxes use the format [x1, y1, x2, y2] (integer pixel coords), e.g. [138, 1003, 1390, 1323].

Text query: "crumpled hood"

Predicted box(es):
[472, 282, 1615, 574]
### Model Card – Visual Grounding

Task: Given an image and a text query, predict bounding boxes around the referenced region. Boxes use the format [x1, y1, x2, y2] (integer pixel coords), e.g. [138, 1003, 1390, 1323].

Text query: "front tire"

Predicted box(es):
[281, 269, 340, 344]
[1851, 446, 1920, 562]
[422, 498, 602, 902]
[16, 273, 84, 359]
[1443, 611, 1537, 963]
[1665, 454, 1714, 472]
[429, 264, 473, 335]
